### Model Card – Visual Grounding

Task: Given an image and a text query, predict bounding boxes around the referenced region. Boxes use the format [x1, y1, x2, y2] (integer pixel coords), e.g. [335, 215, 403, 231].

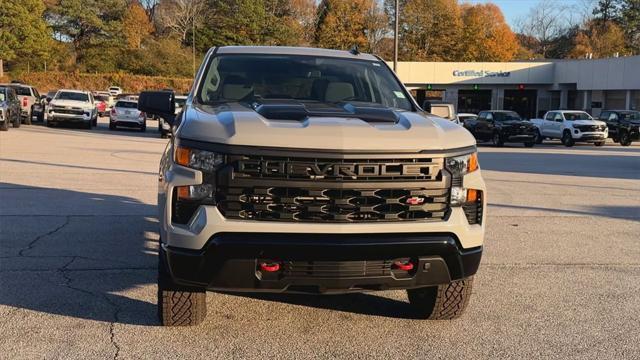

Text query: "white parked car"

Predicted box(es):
[47, 89, 98, 129]
[109, 100, 146, 131]
[531, 110, 608, 147]
[108, 86, 123, 96]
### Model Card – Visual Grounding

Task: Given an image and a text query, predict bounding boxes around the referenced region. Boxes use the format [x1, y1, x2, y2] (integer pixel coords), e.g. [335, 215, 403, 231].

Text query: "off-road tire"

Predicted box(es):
[619, 131, 632, 146]
[562, 130, 574, 147]
[157, 246, 206, 326]
[407, 277, 474, 320]
[13, 115, 21, 128]
[0, 121, 8, 131]
[535, 129, 543, 144]
[84, 121, 92, 129]
[23, 112, 32, 125]
[594, 141, 605, 147]
[492, 132, 504, 147]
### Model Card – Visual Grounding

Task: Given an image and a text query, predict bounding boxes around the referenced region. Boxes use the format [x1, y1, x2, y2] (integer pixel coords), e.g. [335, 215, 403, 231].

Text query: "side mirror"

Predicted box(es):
[138, 90, 175, 125]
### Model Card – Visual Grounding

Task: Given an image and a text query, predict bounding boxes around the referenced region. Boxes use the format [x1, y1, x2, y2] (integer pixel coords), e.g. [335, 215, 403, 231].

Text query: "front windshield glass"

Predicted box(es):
[55, 92, 89, 102]
[494, 112, 521, 121]
[564, 112, 592, 120]
[620, 111, 640, 120]
[95, 95, 109, 101]
[197, 54, 413, 111]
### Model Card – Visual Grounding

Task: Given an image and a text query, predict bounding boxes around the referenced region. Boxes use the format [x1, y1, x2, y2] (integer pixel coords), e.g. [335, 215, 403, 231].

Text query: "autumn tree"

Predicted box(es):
[123, 1, 154, 49]
[516, 0, 568, 57]
[568, 20, 627, 57]
[155, 0, 206, 44]
[460, 3, 518, 61]
[315, 0, 376, 50]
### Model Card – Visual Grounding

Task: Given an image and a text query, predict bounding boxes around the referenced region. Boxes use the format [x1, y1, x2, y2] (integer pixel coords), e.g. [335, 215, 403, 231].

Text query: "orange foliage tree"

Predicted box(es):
[460, 3, 519, 61]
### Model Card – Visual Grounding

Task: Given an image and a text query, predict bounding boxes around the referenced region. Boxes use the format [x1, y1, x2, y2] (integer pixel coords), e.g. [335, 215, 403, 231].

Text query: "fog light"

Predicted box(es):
[574, 129, 579, 134]
[176, 184, 214, 200]
[451, 186, 466, 206]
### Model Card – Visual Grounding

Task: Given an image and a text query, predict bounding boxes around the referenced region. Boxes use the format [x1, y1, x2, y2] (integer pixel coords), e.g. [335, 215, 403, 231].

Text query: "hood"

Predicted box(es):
[571, 119, 606, 126]
[50, 99, 93, 109]
[176, 103, 476, 152]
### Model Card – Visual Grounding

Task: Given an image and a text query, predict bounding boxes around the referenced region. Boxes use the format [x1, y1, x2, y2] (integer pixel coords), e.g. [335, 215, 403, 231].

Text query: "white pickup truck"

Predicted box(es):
[530, 110, 608, 147]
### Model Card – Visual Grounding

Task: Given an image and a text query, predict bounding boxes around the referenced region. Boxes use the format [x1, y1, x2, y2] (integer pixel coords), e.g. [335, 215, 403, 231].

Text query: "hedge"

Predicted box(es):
[1, 72, 193, 94]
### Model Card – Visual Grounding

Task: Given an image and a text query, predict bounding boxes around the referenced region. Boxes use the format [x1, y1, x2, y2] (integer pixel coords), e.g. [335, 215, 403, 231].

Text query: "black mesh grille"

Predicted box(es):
[576, 125, 605, 132]
[218, 187, 449, 222]
[283, 260, 392, 278]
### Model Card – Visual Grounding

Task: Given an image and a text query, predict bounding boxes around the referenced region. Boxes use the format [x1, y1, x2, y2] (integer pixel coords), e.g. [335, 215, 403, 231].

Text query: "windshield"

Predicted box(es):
[619, 111, 640, 120]
[95, 95, 109, 101]
[55, 92, 89, 102]
[13, 86, 31, 96]
[197, 54, 413, 111]
[564, 112, 592, 120]
[494, 112, 521, 121]
[115, 101, 137, 109]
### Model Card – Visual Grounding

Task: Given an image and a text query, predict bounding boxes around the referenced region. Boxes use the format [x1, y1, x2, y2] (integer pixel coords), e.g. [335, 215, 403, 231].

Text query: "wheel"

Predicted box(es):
[140, 122, 146, 132]
[109, 122, 116, 130]
[37, 110, 44, 122]
[534, 129, 543, 144]
[0, 121, 8, 131]
[83, 121, 92, 129]
[524, 141, 535, 148]
[407, 277, 474, 320]
[619, 131, 632, 146]
[562, 131, 574, 147]
[92, 117, 97, 127]
[12, 114, 20, 128]
[492, 132, 504, 147]
[157, 246, 206, 326]
[23, 115, 32, 125]
[594, 141, 605, 147]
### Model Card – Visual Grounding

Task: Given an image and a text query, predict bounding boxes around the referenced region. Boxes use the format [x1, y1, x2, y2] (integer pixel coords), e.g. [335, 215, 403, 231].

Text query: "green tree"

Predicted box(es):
[593, 0, 622, 23]
[46, 0, 128, 71]
[0, 0, 52, 74]
[621, 0, 640, 54]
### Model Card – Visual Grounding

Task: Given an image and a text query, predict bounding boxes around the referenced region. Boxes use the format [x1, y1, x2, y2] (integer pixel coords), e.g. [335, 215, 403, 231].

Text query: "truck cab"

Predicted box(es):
[531, 110, 608, 147]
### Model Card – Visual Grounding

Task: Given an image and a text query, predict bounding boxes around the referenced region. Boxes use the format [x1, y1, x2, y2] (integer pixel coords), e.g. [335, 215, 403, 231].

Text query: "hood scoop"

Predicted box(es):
[251, 99, 399, 123]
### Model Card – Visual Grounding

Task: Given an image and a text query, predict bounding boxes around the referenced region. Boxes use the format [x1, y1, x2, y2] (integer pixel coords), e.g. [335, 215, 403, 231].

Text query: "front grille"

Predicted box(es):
[215, 153, 450, 223]
[53, 106, 84, 115]
[283, 260, 392, 278]
[576, 125, 604, 132]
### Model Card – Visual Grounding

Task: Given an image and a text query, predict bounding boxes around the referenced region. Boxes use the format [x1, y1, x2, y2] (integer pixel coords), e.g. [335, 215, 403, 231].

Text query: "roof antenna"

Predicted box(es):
[349, 45, 360, 55]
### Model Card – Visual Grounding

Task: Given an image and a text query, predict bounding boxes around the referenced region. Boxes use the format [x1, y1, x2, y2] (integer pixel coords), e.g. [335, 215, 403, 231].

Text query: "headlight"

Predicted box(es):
[445, 152, 478, 178]
[445, 152, 479, 206]
[175, 146, 224, 172]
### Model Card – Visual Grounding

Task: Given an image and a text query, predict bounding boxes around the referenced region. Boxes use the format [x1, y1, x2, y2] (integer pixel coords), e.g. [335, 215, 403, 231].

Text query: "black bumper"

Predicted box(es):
[163, 232, 482, 294]
[111, 120, 143, 128]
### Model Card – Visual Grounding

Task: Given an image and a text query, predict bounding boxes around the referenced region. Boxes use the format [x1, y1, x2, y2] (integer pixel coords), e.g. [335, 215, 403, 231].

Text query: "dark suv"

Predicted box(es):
[599, 110, 640, 146]
[464, 110, 537, 147]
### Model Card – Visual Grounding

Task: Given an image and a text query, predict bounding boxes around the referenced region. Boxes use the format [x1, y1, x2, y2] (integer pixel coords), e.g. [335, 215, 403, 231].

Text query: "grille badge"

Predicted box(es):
[405, 196, 425, 205]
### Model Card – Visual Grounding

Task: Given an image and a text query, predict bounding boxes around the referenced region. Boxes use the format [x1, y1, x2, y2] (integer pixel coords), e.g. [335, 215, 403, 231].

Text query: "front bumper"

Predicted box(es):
[48, 113, 91, 122]
[573, 131, 607, 141]
[110, 116, 144, 128]
[163, 232, 482, 293]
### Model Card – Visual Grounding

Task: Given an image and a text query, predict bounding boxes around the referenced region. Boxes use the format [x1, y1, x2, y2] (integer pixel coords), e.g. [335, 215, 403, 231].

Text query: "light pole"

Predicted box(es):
[192, 16, 196, 77]
[393, 0, 399, 72]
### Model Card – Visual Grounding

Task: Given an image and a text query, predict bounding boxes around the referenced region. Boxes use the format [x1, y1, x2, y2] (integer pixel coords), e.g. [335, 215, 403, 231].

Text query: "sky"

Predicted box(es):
[459, 0, 591, 27]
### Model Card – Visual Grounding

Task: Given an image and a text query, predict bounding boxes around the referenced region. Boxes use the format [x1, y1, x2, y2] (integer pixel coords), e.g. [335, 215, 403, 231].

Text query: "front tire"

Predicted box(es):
[492, 132, 504, 147]
[0, 121, 8, 131]
[562, 131, 574, 147]
[157, 246, 207, 326]
[12, 114, 20, 128]
[535, 129, 543, 144]
[407, 277, 474, 320]
[619, 131, 632, 146]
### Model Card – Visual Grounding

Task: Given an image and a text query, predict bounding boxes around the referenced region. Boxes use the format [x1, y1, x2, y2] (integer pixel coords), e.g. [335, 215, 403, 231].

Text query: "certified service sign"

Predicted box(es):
[453, 70, 511, 77]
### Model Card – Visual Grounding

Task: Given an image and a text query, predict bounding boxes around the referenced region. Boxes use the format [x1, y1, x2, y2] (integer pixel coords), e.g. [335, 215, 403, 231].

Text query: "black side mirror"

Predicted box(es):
[138, 90, 175, 125]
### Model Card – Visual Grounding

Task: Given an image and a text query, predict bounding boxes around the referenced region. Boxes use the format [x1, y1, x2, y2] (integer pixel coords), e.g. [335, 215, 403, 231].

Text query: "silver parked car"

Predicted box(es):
[2, 83, 45, 124]
[109, 100, 146, 131]
[0, 86, 22, 130]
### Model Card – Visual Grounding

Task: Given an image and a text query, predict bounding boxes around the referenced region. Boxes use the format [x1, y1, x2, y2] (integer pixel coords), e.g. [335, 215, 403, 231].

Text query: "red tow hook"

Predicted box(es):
[259, 262, 281, 272]
[393, 261, 414, 271]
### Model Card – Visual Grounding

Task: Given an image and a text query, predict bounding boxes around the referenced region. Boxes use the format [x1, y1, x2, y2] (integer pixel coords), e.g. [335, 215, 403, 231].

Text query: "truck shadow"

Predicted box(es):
[0, 183, 158, 326]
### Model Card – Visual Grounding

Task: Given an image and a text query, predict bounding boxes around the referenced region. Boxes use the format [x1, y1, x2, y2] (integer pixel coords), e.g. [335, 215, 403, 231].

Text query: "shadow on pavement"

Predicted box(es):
[0, 183, 158, 326]
[489, 203, 640, 221]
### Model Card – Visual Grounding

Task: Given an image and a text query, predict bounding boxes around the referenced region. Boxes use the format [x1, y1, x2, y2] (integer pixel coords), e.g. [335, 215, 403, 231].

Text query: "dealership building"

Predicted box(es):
[393, 55, 640, 119]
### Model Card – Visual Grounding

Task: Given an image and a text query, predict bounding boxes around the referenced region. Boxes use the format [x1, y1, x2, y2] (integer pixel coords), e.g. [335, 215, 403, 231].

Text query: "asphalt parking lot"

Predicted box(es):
[1, 118, 639, 359]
